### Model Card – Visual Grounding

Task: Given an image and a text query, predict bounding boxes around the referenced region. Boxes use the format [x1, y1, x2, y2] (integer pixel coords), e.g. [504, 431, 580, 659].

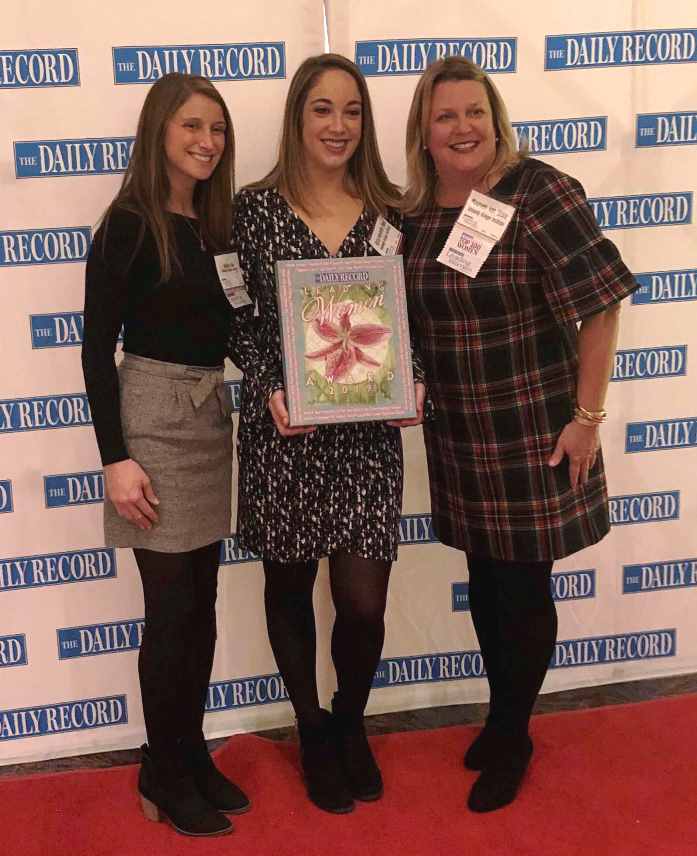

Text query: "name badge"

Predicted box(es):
[215, 252, 253, 309]
[437, 190, 515, 278]
[369, 216, 403, 256]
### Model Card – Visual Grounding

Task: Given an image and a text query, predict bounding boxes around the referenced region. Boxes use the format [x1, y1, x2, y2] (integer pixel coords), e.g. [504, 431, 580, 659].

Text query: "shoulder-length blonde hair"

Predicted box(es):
[402, 57, 522, 214]
[101, 72, 235, 280]
[249, 53, 400, 215]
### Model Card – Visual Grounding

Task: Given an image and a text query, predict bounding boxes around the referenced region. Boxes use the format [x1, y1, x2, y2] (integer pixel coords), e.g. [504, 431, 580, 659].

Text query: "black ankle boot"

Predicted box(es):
[185, 735, 251, 815]
[138, 744, 233, 836]
[331, 698, 383, 801]
[297, 710, 354, 814]
[464, 721, 501, 771]
[467, 735, 534, 813]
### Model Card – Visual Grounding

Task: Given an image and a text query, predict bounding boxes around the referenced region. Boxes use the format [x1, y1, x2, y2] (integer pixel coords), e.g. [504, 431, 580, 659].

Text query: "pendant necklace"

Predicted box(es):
[183, 216, 206, 252]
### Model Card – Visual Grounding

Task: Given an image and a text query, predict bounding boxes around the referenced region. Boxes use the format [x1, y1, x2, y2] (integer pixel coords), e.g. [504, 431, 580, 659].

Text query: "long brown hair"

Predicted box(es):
[402, 57, 522, 214]
[101, 72, 235, 280]
[249, 53, 399, 215]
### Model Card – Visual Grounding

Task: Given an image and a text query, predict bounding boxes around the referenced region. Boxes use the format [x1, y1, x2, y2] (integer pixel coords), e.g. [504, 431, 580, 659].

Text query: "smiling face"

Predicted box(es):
[427, 79, 497, 189]
[163, 93, 227, 192]
[301, 68, 362, 175]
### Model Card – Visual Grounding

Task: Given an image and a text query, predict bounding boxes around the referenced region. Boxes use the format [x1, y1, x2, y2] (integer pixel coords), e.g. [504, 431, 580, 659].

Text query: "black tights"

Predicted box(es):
[263, 552, 391, 726]
[467, 555, 558, 739]
[134, 541, 220, 764]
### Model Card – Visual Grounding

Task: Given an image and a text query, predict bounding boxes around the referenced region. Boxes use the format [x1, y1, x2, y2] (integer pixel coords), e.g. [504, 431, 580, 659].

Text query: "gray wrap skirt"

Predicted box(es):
[104, 353, 233, 552]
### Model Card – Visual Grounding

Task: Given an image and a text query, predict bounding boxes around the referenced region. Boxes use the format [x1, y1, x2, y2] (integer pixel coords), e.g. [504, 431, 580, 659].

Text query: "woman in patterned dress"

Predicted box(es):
[232, 54, 425, 814]
[402, 57, 638, 812]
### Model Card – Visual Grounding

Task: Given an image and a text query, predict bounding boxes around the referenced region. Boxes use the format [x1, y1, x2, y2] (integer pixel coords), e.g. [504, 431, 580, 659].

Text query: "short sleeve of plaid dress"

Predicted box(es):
[403, 158, 639, 562]
[231, 187, 404, 562]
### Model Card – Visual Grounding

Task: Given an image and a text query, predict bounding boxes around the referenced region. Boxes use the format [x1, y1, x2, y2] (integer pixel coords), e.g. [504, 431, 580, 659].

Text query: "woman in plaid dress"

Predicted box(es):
[402, 58, 638, 812]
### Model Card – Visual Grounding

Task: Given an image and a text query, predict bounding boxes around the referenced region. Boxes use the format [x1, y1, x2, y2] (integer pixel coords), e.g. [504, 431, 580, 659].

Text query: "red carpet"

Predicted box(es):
[2, 694, 696, 856]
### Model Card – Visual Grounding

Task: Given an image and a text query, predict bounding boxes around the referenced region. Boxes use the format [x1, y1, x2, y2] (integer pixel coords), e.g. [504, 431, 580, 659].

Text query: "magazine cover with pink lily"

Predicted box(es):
[275, 256, 416, 426]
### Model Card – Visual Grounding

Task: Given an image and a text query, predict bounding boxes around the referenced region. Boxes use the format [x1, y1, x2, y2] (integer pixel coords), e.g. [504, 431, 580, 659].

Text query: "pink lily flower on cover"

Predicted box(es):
[305, 310, 391, 382]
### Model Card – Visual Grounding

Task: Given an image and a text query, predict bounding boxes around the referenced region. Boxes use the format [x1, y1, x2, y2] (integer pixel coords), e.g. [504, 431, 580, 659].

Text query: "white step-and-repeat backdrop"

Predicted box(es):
[2, 0, 696, 764]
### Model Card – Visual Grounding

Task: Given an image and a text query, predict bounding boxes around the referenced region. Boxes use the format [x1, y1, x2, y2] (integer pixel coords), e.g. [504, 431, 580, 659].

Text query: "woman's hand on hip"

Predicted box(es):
[387, 382, 426, 427]
[268, 389, 316, 437]
[548, 421, 600, 489]
[103, 459, 160, 529]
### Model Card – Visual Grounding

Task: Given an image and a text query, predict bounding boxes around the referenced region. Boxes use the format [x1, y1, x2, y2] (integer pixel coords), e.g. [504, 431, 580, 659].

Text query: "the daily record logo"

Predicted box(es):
[355, 38, 516, 76]
[0, 695, 127, 741]
[626, 418, 697, 454]
[224, 380, 241, 414]
[589, 193, 692, 230]
[0, 634, 27, 668]
[113, 43, 285, 84]
[452, 569, 595, 611]
[608, 491, 679, 525]
[512, 117, 606, 154]
[0, 228, 91, 267]
[206, 672, 289, 711]
[0, 49, 79, 88]
[372, 630, 675, 686]
[0, 394, 91, 433]
[637, 111, 697, 148]
[15, 138, 134, 178]
[30, 312, 123, 348]
[545, 29, 697, 70]
[611, 346, 686, 381]
[0, 548, 116, 591]
[624, 557, 697, 594]
[58, 619, 144, 659]
[219, 534, 259, 565]
[0, 480, 13, 513]
[45, 471, 104, 508]
[632, 269, 697, 305]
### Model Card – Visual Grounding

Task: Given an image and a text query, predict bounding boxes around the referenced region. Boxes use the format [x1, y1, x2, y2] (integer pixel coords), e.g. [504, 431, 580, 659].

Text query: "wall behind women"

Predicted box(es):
[2, 0, 696, 764]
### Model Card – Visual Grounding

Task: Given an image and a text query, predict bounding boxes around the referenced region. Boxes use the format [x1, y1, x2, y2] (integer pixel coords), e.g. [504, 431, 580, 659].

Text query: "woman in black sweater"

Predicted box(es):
[82, 73, 260, 837]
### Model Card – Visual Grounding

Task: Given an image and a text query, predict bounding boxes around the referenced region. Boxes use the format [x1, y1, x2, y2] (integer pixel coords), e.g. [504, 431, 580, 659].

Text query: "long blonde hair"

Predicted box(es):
[403, 57, 522, 214]
[249, 53, 400, 215]
[101, 72, 235, 280]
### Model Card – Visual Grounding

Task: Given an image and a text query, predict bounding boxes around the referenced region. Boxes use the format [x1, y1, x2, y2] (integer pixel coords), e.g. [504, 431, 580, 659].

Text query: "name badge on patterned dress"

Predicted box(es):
[369, 216, 403, 256]
[438, 190, 515, 278]
[215, 252, 253, 309]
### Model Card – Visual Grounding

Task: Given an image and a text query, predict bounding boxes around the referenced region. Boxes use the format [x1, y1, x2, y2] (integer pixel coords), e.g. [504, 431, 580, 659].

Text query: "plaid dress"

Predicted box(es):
[404, 158, 638, 561]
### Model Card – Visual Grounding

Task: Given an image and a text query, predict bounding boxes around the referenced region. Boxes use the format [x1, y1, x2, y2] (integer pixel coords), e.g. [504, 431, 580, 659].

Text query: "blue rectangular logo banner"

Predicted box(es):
[206, 672, 289, 711]
[0, 49, 79, 88]
[0, 228, 91, 266]
[44, 471, 104, 508]
[30, 312, 123, 348]
[355, 38, 516, 76]
[453, 570, 595, 611]
[0, 548, 116, 591]
[0, 394, 92, 433]
[219, 535, 259, 565]
[589, 193, 692, 229]
[399, 513, 438, 545]
[224, 380, 241, 413]
[57, 619, 144, 659]
[113, 43, 285, 83]
[625, 418, 697, 453]
[636, 111, 697, 147]
[0, 695, 127, 741]
[632, 269, 697, 304]
[0, 634, 27, 668]
[608, 491, 680, 525]
[373, 650, 485, 686]
[512, 117, 607, 154]
[0, 480, 13, 513]
[545, 29, 697, 70]
[611, 346, 687, 381]
[15, 138, 134, 178]
[550, 629, 676, 667]
[623, 559, 697, 593]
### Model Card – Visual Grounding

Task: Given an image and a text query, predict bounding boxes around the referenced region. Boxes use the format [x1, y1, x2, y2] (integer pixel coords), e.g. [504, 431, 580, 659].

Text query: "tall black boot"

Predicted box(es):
[184, 733, 251, 815]
[331, 694, 383, 801]
[297, 710, 354, 814]
[138, 743, 232, 836]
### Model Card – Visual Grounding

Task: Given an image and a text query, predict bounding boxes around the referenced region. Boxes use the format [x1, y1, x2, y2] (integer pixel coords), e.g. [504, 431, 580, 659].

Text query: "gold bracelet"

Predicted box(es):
[574, 413, 600, 428]
[575, 404, 607, 424]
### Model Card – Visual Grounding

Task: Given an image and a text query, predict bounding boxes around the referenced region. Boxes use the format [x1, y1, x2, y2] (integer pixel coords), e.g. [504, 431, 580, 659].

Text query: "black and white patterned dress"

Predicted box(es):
[232, 187, 409, 562]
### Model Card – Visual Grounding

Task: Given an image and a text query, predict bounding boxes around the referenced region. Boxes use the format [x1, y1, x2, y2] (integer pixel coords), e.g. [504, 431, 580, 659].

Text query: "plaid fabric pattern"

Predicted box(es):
[404, 158, 638, 561]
